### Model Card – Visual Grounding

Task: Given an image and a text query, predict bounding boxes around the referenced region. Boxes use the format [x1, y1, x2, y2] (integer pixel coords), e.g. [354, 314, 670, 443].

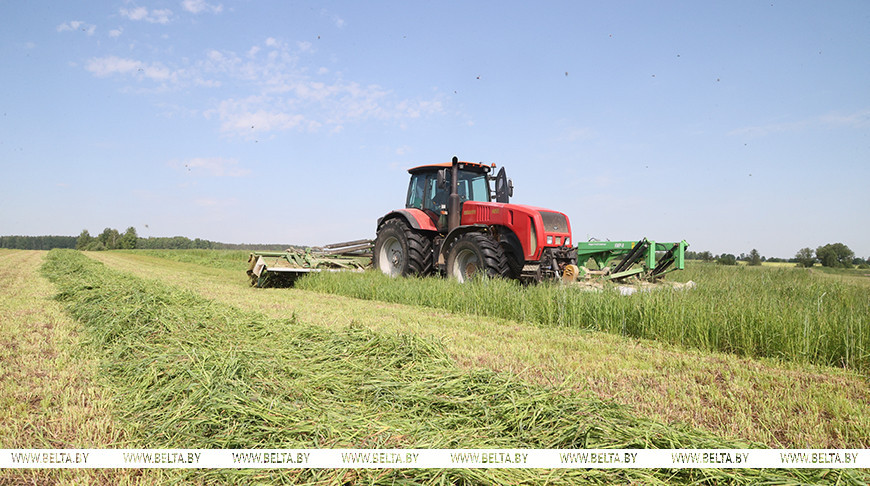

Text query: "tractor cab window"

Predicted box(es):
[405, 173, 446, 213]
[425, 176, 447, 213]
[406, 169, 490, 213]
[456, 171, 489, 202]
[406, 174, 427, 209]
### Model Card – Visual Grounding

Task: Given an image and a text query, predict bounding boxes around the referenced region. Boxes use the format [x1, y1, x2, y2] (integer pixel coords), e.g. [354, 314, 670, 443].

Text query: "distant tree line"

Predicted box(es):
[5, 230, 866, 270]
[0, 235, 77, 250]
[73, 227, 295, 251]
[1, 228, 298, 252]
[685, 242, 868, 269]
[74, 227, 218, 251]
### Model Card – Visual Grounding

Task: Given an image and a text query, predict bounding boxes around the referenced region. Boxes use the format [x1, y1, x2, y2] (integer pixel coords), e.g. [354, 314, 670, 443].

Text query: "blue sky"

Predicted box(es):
[2, 1, 868, 258]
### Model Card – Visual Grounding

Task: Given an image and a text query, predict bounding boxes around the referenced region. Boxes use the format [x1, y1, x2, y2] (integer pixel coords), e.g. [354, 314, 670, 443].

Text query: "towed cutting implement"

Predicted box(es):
[246, 239, 372, 288]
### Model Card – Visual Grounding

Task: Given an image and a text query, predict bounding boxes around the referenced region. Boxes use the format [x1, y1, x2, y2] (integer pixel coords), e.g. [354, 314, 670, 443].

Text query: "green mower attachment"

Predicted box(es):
[574, 238, 688, 282]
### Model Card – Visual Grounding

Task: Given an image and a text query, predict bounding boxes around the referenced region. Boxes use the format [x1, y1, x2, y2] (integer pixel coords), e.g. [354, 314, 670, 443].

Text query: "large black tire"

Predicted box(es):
[373, 219, 433, 277]
[446, 232, 509, 282]
[501, 245, 523, 280]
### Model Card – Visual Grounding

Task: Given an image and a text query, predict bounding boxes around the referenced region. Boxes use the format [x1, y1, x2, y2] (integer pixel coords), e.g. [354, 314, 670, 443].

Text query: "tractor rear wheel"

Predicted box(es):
[373, 219, 433, 277]
[446, 232, 509, 282]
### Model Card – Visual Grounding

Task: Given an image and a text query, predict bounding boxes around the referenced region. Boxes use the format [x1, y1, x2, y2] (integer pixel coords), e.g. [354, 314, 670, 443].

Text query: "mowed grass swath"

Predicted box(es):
[39, 249, 865, 485]
[294, 262, 870, 373]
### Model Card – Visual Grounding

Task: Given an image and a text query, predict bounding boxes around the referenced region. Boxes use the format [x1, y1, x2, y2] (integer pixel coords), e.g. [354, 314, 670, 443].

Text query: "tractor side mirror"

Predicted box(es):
[437, 168, 448, 189]
[495, 167, 512, 203]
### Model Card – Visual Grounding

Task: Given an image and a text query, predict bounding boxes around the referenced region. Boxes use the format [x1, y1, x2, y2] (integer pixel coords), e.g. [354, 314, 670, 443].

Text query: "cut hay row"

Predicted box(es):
[39, 249, 865, 484]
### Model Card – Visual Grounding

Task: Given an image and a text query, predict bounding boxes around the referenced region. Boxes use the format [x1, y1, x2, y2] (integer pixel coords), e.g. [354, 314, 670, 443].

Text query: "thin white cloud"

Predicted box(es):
[120, 7, 173, 24]
[57, 20, 96, 35]
[182, 157, 250, 177]
[82, 35, 445, 137]
[195, 198, 219, 207]
[730, 109, 870, 138]
[194, 197, 238, 207]
[297, 41, 313, 53]
[319, 9, 345, 29]
[86, 56, 174, 82]
[86, 56, 140, 76]
[205, 76, 443, 139]
[558, 126, 598, 142]
[819, 109, 870, 128]
[120, 6, 147, 21]
[109, 27, 123, 38]
[206, 97, 313, 138]
[182, 0, 223, 14]
[728, 119, 807, 138]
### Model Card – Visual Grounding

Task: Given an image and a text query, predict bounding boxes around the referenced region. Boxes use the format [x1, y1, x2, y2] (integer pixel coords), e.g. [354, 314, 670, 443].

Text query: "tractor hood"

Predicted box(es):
[460, 200, 572, 260]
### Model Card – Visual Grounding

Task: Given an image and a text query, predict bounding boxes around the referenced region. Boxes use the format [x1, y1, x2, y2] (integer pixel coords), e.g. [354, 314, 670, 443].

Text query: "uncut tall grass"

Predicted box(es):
[298, 263, 869, 373]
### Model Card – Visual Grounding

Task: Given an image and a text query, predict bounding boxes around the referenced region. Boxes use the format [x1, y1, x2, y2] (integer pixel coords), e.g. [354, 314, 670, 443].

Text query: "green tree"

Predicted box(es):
[717, 253, 737, 266]
[748, 249, 762, 266]
[795, 248, 816, 268]
[84, 239, 106, 251]
[193, 238, 212, 249]
[120, 227, 138, 249]
[815, 243, 854, 268]
[76, 230, 93, 250]
[97, 228, 121, 250]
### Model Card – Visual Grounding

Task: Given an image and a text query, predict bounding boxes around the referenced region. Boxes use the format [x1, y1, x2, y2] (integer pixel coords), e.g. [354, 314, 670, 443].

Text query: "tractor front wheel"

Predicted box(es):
[446, 232, 508, 283]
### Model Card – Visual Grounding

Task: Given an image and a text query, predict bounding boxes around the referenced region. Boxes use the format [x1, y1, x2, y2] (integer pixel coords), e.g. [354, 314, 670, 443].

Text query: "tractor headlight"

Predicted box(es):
[546, 236, 553, 245]
[565, 237, 570, 246]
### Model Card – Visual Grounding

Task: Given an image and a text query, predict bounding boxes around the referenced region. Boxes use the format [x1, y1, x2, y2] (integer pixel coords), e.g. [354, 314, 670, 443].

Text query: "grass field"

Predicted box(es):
[2, 249, 868, 484]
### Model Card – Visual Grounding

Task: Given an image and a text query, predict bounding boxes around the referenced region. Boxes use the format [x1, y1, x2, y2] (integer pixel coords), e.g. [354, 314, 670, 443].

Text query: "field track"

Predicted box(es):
[0, 251, 140, 484]
[86, 251, 870, 450]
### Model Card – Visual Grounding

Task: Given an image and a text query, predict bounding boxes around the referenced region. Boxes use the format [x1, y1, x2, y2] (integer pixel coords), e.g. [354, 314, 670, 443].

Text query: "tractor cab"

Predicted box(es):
[405, 161, 510, 231]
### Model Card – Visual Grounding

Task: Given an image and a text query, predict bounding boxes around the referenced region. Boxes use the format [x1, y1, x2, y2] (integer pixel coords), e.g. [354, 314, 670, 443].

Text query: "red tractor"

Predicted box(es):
[373, 156, 577, 282]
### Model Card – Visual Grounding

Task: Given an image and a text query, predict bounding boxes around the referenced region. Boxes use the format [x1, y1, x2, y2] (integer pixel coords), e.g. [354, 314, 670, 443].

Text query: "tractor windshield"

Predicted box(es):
[455, 170, 490, 203]
[406, 169, 490, 211]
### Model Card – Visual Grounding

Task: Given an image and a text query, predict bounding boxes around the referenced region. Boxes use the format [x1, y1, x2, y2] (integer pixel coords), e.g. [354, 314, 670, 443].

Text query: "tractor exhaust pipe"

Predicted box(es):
[447, 156, 461, 232]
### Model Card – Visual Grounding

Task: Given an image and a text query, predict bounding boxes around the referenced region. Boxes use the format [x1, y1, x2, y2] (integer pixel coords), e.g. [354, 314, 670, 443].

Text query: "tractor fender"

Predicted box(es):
[377, 209, 438, 232]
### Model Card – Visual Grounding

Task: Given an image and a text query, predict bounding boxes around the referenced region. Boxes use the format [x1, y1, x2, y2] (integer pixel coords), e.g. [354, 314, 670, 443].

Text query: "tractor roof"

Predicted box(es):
[407, 161, 493, 175]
